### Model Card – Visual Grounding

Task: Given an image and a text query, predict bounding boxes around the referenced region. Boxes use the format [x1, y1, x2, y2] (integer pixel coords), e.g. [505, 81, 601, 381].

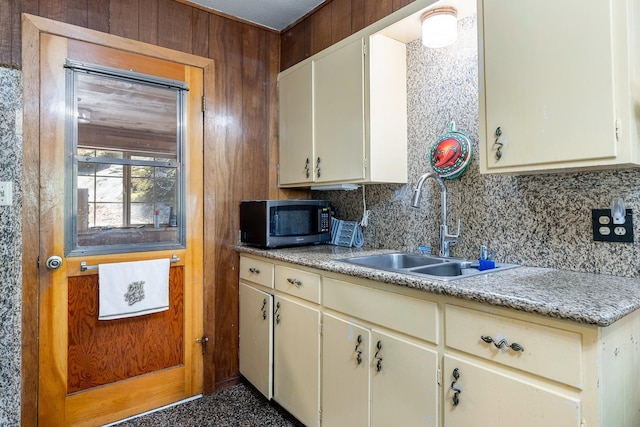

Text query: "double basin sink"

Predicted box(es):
[339, 252, 518, 281]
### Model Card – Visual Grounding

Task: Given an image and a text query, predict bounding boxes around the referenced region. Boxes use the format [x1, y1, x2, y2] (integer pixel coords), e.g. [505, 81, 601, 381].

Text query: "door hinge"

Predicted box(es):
[615, 118, 621, 142]
[201, 95, 206, 112]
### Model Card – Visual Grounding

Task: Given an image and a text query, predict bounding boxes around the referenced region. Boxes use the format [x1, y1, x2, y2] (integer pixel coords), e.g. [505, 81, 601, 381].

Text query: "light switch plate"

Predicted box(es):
[592, 208, 633, 243]
[0, 181, 12, 206]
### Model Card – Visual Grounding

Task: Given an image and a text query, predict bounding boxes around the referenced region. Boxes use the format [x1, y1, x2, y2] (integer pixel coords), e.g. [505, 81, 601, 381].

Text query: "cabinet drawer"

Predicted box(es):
[445, 305, 582, 388]
[239, 256, 274, 289]
[323, 277, 438, 344]
[275, 265, 321, 303]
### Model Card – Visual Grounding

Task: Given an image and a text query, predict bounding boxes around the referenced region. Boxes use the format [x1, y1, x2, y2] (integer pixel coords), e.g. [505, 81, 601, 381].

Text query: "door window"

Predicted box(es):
[65, 61, 188, 255]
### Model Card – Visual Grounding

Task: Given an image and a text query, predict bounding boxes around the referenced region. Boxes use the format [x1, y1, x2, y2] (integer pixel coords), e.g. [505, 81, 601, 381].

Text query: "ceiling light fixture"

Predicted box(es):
[421, 6, 458, 48]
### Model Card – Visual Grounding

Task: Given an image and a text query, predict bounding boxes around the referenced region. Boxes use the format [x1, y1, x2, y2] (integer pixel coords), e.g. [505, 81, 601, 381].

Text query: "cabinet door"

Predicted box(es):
[314, 38, 366, 183]
[322, 314, 370, 427]
[239, 283, 273, 399]
[279, 62, 313, 185]
[370, 329, 438, 427]
[480, 0, 617, 171]
[443, 355, 581, 427]
[273, 296, 321, 427]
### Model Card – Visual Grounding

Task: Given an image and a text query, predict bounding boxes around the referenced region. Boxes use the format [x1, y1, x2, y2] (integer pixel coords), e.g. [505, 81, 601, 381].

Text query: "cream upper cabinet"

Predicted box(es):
[478, 0, 640, 174]
[278, 62, 313, 186]
[278, 34, 407, 187]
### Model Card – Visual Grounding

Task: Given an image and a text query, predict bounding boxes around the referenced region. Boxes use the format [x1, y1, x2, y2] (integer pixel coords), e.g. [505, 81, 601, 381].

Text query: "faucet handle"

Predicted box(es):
[446, 218, 461, 238]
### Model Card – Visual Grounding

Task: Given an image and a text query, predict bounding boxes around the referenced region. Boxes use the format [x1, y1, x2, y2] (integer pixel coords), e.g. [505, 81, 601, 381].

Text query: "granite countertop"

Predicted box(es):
[237, 245, 640, 327]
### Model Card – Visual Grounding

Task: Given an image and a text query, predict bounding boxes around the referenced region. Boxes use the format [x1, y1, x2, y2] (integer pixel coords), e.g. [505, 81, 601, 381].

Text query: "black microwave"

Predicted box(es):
[240, 200, 332, 248]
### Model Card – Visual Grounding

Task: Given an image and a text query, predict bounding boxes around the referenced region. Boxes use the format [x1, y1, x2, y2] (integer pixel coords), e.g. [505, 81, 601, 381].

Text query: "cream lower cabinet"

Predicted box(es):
[442, 355, 580, 427]
[322, 313, 439, 427]
[239, 282, 273, 399]
[273, 295, 321, 427]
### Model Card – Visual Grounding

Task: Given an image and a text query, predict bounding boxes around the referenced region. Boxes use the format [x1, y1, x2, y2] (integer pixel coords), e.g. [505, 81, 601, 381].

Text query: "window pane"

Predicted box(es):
[67, 65, 185, 254]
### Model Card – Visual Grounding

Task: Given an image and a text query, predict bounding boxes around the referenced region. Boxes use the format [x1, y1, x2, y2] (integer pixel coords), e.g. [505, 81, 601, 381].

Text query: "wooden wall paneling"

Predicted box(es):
[393, 0, 415, 12]
[267, 31, 283, 199]
[241, 25, 269, 200]
[364, 0, 393, 27]
[1, 0, 13, 65]
[157, 0, 193, 52]
[311, 3, 332, 56]
[207, 12, 244, 392]
[87, 0, 109, 33]
[109, 0, 140, 40]
[38, 0, 88, 28]
[331, 0, 352, 45]
[191, 7, 210, 58]
[280, 17, 311, 71]
[351, 0, 366, 34]
[138, 0, 160, 45]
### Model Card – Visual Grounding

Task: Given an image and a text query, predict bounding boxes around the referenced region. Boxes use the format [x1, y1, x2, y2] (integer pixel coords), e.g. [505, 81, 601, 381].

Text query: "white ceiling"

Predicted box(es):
[188, 0, 328, 31]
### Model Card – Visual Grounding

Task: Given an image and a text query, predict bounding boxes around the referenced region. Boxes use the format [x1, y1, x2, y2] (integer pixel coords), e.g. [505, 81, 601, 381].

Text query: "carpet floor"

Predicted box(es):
[112, 382, 302, 427]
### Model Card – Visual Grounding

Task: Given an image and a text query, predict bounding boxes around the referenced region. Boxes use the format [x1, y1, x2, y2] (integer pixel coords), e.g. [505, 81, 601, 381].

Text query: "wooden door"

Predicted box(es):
[36, 32, 204, 426]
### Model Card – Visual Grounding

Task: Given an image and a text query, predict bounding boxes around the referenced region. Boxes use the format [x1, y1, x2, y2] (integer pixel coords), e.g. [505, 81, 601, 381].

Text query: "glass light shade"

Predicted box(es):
[421, 7, 458, 48]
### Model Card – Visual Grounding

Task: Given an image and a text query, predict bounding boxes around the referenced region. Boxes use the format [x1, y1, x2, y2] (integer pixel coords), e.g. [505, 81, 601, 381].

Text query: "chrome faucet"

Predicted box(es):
[411, 172, 460, 257]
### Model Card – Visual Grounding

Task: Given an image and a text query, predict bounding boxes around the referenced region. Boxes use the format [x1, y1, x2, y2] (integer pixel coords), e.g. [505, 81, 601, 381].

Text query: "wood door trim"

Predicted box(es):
[21, 14, 213, 427]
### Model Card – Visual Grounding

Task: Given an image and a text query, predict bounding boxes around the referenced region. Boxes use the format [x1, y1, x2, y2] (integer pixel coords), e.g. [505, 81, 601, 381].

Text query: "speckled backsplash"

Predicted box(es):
[315, 15, 640, 278]
[0, 66, 23, 426]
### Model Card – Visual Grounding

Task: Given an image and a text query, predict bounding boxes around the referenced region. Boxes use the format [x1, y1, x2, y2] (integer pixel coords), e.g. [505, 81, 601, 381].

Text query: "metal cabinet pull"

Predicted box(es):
[260, 298, 267, 320]
[493, 127, 503, 161]
[275, 301, 281, 324]
[304, 158, 310, 178]
[374, 340, 383, 372]
[315, 157, 321, 178]
[451, 368, 462, 406]
[286, 277, 302, 287]
[354, 335, 363, 365]
[481, 335, 524, 352]
[249, 267, 260, 274]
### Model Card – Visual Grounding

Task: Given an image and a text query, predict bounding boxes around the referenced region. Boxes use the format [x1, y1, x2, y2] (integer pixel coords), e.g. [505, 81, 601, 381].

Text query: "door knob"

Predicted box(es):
[46, 255, 63, 270]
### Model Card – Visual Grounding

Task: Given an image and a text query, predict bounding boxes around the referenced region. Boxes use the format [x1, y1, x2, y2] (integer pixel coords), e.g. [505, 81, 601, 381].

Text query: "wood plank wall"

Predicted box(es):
[280, 0, 415, 71]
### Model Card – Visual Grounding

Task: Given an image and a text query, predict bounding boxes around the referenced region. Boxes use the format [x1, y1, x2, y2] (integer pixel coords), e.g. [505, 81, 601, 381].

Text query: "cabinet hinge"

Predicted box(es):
[36, 256, 40, 269]
[437, 364, 442, 387]
[615, 118, 621, 142]
[201, 95, 206, 112]
[580, 420, 587, 427]
[363, 41, 367, 56]
[319, 324, 323, 336]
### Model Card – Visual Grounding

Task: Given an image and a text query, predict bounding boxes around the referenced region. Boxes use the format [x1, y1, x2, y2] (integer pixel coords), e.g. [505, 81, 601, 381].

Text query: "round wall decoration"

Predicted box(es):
[428, 121, 472, 179]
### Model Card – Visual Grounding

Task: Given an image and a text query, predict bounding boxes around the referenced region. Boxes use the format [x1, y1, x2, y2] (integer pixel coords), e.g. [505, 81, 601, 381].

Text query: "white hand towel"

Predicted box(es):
[98, 258, 170, 320]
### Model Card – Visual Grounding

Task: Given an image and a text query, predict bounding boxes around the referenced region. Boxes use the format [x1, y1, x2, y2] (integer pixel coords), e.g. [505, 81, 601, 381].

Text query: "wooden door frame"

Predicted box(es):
[21, 14, 215, 426]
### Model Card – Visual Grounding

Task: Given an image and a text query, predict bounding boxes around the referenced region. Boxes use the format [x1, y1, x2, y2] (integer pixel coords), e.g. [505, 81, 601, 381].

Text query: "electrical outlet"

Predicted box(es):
[0, 181, 12, 206]
[592, 209, 634, 243]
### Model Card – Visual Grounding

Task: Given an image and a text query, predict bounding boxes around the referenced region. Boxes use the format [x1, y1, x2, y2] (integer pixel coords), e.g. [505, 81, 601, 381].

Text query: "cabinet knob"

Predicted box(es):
[249, 267, 260, 274]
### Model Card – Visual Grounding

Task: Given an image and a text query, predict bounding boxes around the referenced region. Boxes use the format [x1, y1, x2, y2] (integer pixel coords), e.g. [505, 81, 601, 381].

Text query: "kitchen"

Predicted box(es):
[2, 0, 640, 425]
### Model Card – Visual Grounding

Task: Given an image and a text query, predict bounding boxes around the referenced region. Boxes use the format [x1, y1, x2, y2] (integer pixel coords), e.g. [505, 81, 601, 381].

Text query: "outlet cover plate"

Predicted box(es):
[592, 208, 634, 243]
[0, 181, 12, 206]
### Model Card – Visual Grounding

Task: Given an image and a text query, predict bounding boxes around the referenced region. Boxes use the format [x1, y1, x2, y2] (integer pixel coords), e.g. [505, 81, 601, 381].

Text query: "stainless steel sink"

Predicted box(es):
[342, 252, 447, 270]
[339, 252, 518, 281]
